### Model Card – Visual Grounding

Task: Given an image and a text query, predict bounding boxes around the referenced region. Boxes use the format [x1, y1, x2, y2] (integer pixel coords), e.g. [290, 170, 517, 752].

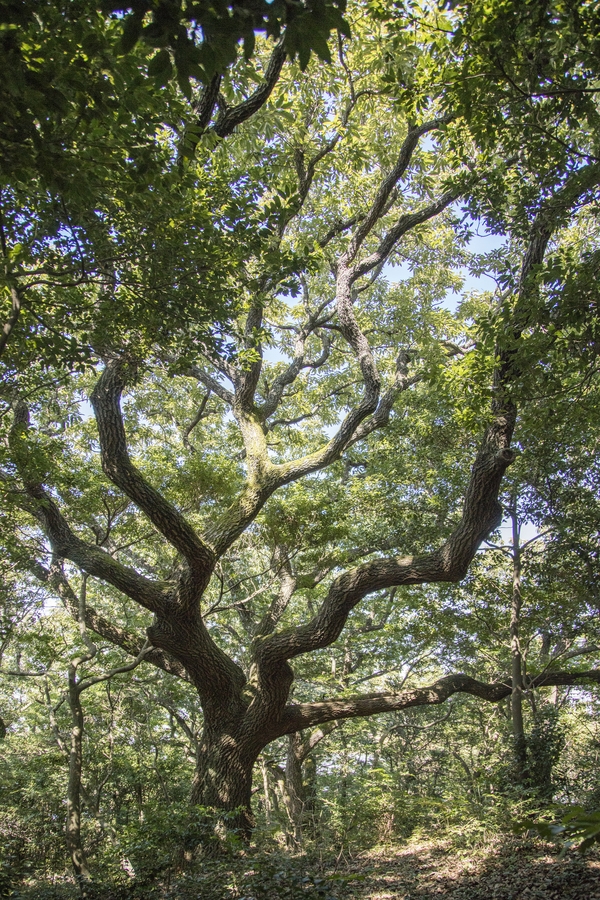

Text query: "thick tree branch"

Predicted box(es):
[84, 608, 187, 680]
[0, 285, 21, 358]
[46, 558, 246, 712]
[277, 670, 600, 734]
[9, 405, 170, 614]
[213, 40, 286, 138]
[202, 311, 409, 554]
[258, 422, 516, 666]
[91, 360, 215, 579]
[186, 364, 234, 404]
[342, 115, 453, 266]
[346, 350, 416, 445]
[195, 74, 222, 130]
[43, 560, 189, 680]
[266, 257, 383, 483]
[252, 158, 600, 678]
[301, 720, 340, 759]
[192, 125, 466, 558]
[234, 298, 266, 412]
[318, 213, 365, 249]
[170, 125, 600, 580]
[351, 189, 458, 281]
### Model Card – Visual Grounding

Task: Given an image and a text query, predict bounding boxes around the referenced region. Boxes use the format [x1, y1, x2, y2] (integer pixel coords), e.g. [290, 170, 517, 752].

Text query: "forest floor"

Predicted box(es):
[11, 835, 600, 899]
[341, 837, 600, 900]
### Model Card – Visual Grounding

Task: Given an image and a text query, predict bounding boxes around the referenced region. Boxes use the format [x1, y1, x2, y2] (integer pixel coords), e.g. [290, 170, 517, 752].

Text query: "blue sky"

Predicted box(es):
[385, 221, 507, 312]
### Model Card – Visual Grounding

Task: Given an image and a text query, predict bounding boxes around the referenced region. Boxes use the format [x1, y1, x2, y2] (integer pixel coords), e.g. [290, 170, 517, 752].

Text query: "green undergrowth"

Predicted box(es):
[4, 803, 598, 900]
[8, 836, 600, 900]
[4, 847, 365, 900]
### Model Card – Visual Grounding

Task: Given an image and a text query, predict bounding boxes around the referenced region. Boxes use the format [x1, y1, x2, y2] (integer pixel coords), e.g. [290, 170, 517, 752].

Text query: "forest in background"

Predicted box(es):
[1, 0, 600, 897]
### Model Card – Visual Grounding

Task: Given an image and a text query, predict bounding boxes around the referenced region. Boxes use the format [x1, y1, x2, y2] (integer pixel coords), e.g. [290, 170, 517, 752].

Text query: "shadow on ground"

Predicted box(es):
[10, 837, 600, 900]
[347, 837, 600, 900]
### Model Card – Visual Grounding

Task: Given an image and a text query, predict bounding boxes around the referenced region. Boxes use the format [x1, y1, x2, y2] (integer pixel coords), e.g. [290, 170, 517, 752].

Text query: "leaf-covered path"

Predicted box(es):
[11, 836, 600, 899]
[344, 838, 600, 900]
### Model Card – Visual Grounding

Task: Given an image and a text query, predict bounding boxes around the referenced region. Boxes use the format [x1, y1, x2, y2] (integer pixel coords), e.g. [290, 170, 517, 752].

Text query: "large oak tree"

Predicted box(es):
[2, 0, 600, 837]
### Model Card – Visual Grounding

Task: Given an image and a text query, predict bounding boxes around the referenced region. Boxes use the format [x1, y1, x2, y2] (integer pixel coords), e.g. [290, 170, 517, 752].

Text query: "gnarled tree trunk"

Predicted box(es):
[190, 727, 260, 840]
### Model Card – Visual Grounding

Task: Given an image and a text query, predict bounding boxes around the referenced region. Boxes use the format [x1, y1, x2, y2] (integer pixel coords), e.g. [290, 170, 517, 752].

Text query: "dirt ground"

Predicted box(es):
[341, 838, 600, 900]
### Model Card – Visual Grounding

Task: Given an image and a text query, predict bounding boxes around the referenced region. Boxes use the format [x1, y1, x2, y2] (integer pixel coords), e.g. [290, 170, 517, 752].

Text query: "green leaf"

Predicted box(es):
[147, 49, 172, 79]
[119, 12, 143, 55]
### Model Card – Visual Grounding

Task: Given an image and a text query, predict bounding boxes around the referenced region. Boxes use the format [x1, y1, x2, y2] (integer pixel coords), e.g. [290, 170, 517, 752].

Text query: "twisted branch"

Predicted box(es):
[277, 670, 600, 734]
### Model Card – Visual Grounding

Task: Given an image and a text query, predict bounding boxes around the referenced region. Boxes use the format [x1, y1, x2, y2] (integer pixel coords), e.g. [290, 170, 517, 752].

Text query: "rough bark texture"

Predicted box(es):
[277, 670, 600, 734]
[283, 734, 305, 847]
[0, 285, 21, 358]
[190, 729, 259, 839]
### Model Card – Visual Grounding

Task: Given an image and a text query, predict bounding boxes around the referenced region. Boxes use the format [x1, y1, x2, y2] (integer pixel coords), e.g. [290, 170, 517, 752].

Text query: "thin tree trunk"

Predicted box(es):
[50, 573, 152, 885]
[66, 665, 92, 893]
[303, 754, 318, 833]
[283, 733, 305, 847]
[510, 507, 527, 783]
[0, 284, 21, 358]
[260, 759, 273, 825]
